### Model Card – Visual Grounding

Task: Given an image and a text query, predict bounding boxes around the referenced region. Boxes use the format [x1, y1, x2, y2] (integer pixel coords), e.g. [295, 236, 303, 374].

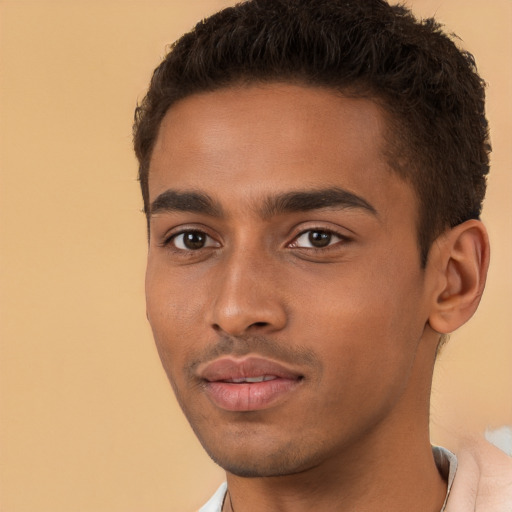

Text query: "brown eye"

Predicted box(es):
[172, 231, 218, 250]
[290, 229, 344, 249]
[308, 231, 332, 247]
[183, 231, 206, 249]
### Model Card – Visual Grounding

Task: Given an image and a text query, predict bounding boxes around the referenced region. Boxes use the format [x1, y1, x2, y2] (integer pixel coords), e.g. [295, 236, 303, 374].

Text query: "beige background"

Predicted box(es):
[0, 1, 510, 510]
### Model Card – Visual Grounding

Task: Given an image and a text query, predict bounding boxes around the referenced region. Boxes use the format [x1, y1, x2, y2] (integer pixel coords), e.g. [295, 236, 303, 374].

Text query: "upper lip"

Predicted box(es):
[198, 356, 303, 382]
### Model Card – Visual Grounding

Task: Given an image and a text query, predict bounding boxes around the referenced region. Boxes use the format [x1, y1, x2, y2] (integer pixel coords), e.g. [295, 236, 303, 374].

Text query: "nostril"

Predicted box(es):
[210, 320, 272, 336]
[250, 322, 269, 328]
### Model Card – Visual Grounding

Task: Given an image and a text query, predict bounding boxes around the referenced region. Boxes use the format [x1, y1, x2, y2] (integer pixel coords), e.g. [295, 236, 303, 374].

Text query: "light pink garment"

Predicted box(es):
[445, 438, 512, 512]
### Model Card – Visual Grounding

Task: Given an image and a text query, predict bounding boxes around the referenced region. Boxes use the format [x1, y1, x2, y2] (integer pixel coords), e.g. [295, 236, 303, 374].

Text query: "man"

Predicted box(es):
[133, 0, 512, 510]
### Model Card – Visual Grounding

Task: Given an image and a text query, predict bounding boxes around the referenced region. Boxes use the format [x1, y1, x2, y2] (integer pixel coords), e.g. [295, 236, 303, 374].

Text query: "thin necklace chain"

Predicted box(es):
[224, 490, 235, 512]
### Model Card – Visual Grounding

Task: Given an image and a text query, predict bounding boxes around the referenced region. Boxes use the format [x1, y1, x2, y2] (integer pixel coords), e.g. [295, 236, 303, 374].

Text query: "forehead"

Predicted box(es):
[148, 83, 416, 218]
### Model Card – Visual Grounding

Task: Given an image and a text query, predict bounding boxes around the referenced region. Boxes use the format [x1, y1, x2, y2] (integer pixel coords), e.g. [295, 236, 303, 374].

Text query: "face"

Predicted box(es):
[146, 84, 435, 477]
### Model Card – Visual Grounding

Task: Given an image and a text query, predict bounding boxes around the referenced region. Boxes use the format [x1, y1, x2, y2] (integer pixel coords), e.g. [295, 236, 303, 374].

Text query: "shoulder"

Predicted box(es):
[445, 437, 512, 512]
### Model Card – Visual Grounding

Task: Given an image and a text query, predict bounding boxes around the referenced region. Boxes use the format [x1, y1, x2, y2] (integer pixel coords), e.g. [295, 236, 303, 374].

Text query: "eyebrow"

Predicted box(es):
[149, 187, 377, 218]
[149, 190, 223, 217]
[260, 187, 378, 218]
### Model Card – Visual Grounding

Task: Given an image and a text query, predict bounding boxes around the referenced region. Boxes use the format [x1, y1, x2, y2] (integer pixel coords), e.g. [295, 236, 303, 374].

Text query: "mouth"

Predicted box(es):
[223, 375, 278, 383]
[198, 356, 304, 412]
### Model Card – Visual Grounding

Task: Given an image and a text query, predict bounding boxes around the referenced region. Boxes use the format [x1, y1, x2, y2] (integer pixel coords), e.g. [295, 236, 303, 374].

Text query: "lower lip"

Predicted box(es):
[204, 378, 301, 411]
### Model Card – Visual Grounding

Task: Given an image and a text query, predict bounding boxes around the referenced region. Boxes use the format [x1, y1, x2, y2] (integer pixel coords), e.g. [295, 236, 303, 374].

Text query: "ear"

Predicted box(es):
[427, 220, 490, 334]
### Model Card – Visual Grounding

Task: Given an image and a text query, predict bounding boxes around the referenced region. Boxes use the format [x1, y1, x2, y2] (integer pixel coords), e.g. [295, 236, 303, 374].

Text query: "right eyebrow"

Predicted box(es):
[259, 187, 378, 219]
[149, 190, 223, 217]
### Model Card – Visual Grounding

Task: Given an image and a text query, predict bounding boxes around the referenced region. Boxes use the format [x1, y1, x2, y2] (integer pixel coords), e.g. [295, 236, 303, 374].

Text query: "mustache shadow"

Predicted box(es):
[185, 334, 322, 376]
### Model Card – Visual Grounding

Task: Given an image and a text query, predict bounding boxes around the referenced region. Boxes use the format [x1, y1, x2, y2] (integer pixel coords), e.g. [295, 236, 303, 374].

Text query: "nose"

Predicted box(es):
[208, 248, 288, 336]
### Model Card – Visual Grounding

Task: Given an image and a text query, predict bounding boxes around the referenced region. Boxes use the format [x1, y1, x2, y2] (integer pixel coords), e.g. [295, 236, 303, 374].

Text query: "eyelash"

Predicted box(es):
[162, 227, 349, 253]
[162, 229, 220, 252]
[289, 228, 348, 250]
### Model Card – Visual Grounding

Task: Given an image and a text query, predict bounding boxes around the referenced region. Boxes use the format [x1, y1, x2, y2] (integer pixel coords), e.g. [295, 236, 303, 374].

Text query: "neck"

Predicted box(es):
[223, 430, 447, 512]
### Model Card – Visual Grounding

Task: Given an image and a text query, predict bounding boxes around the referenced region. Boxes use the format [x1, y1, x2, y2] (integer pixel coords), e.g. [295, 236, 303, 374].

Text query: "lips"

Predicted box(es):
[198, 356, 303, 411]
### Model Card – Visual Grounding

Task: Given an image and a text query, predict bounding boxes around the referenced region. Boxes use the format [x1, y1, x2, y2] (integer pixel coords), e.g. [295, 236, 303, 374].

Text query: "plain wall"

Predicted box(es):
[0, 1, 510, 510]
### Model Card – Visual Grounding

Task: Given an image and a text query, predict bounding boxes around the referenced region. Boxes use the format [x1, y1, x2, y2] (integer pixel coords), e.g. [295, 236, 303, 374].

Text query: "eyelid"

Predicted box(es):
[286, 225, 352, 249]
[160, 225, 221, 250]
[172, 232, 219, 250]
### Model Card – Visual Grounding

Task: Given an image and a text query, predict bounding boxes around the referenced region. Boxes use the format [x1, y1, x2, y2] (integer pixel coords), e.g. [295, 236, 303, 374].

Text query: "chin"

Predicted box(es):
[202, 438, 322, 478]
[209, 456, 310, 478]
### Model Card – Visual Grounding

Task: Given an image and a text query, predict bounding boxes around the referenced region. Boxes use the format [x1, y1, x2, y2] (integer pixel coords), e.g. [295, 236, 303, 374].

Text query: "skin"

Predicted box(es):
[145, 83, 488, 511]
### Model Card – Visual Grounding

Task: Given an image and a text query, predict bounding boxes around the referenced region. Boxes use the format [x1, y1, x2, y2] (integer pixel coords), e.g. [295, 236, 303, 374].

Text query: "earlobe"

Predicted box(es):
[428, 220, 490, 334]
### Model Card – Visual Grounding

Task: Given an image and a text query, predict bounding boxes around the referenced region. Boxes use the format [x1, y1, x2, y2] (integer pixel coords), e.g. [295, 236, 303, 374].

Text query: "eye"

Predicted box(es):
[290, 229, 344, 249]
[170, 230, 219, 251]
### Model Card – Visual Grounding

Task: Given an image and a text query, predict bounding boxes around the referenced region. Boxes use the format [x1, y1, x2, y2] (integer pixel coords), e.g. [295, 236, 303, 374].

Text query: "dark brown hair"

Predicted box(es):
[133, 0, 490, 265]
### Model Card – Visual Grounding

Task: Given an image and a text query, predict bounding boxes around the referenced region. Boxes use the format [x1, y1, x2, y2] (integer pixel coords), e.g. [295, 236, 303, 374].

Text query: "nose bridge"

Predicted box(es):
[209, 240, 287, 335]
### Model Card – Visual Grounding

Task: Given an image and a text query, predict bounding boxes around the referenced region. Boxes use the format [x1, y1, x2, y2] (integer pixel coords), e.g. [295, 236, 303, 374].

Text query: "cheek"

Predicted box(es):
[146, 254, 208, 321]
[145, 262, 205, 368]
[292, 257, 426, 378]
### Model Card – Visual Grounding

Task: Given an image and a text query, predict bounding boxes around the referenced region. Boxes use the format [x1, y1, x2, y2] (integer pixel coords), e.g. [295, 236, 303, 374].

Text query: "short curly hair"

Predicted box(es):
[133, 0, 490, 265]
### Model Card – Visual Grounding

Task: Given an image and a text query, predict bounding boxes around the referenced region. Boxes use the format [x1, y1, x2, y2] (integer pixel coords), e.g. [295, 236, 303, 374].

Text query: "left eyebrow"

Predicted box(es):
[259, 187, 378, 218]
[149, 190, 223, 217]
